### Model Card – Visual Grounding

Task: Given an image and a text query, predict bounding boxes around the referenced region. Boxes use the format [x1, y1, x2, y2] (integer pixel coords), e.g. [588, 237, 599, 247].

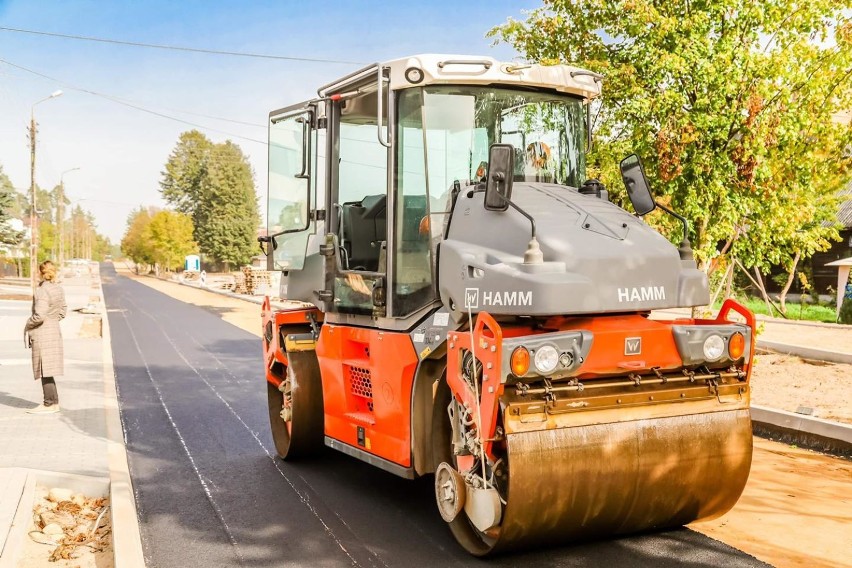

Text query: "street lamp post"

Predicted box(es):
[29, 89, 63, 290]
[58, 167, 80, 267]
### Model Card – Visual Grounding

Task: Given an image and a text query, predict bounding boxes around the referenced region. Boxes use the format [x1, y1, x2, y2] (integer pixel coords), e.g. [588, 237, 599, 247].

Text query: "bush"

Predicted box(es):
[840, 298, 852, 325]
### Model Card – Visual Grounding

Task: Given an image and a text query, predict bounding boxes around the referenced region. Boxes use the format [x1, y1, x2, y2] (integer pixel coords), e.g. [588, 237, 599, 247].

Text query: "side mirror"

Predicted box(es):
[619, 154, 656, 216]
[484, 144, 515, 211]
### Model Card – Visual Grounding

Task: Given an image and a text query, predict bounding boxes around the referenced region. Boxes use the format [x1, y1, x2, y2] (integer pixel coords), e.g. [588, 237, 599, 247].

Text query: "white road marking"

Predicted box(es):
[121, 293, 367, 568]
[117, 302, 247, 566]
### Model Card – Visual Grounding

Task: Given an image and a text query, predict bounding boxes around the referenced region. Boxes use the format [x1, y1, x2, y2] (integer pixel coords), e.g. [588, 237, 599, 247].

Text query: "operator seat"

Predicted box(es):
[339, 194, 386, 272]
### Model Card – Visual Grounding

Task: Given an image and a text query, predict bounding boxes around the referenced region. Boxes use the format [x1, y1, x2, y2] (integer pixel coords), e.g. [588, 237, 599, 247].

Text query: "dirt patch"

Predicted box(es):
[18, 486, 113, 568]
[751, 354, 852, 423]
[125, 272, 261, 335]
[691, 438, 852, 568]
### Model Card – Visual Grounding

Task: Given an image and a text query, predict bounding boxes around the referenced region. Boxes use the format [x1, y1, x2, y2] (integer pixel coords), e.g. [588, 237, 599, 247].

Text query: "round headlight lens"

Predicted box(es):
[533, 345, 559, 374]
[703, 334, 725, 361]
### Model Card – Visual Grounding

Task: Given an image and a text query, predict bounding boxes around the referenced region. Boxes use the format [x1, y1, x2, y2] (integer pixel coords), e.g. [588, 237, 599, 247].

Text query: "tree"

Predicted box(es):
[0, 164, 23, 246]
[160, 130, 212, 229]
[195, 141, 260, 270]
[491, 1, 852, 277]
[143, 210, 197, 272]
[121, 207, 157, 271]
[160, 132, 260, 270]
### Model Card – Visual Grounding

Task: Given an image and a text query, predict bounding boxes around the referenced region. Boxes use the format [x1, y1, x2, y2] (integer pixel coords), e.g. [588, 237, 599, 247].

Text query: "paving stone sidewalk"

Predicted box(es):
[0, 267, 113, 560]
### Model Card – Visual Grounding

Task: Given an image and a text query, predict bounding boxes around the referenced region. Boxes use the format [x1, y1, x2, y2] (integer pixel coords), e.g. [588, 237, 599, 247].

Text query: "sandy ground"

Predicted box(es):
[751, 354, 852, 423]
[693, 439, 852, 568]
[125, 269, 852, 568]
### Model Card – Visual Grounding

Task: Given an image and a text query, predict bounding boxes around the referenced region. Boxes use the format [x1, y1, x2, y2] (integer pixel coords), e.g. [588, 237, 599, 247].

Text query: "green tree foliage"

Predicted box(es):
[121, 207, 196, 272]
[490, 1, 852, 271]
[121, 207, 157, 268]
[143, 210, 197, 271]
[0, 164, 23, 246]
[160, 130, 212, 225]
[840, 298, 852, 324]
[160, 131, 259, 270]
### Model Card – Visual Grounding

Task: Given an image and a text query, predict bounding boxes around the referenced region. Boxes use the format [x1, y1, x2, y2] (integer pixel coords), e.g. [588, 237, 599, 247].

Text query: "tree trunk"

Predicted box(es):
[778, 252, 801, 315]
[724, 257, 736, 299]
[752, 267, 773, 314]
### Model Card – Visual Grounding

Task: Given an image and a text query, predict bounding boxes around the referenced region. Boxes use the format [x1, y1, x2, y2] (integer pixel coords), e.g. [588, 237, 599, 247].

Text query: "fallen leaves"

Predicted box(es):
[28, 486, 111, 564]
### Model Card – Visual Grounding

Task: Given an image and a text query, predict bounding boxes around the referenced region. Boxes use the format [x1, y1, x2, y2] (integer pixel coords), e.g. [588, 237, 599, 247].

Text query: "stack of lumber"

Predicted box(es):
[232, 272, 248, 294]
[241, 266, 272, 295]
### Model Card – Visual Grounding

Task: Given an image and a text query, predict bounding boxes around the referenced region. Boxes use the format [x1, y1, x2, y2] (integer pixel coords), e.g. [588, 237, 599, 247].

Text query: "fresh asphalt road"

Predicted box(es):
[101, 264, 768, 568]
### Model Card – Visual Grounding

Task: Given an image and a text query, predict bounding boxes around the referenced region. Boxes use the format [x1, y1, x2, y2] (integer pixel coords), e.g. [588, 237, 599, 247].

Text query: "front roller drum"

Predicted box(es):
[267, 351, 324, 459]
[441, 408, 753, 555]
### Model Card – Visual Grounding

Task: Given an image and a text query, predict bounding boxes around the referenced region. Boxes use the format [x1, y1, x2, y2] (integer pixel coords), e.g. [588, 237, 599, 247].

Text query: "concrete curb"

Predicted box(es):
[751, 405, 852, 457]
[175, 278, 267, 305]
[99, 274, 146, 566]
[757, 340, 852, 365]
[654, 308, 852, 330]
[751, 313, 852, 330]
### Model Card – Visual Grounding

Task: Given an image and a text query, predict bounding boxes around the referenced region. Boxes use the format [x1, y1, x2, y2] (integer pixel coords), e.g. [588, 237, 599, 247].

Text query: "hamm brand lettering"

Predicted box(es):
[482, 290, 533, 307]
[617, 286, 666, 303]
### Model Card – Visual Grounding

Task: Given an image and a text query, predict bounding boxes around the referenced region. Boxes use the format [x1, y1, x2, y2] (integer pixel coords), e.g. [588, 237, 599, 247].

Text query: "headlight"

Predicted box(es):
[703, 335, 725, 361]
[533, 345, 559, 374]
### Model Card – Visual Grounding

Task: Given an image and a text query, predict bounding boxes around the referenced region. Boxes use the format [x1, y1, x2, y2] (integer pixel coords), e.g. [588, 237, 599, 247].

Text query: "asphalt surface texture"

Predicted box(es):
[102, 264, 769, 568]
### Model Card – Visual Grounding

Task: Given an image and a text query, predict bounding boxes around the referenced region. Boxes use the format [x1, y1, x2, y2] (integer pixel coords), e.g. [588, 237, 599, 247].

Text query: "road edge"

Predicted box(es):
[100, 272, 147, 567]
[756, 340, 852, 365]
[751, 405, 852, 458]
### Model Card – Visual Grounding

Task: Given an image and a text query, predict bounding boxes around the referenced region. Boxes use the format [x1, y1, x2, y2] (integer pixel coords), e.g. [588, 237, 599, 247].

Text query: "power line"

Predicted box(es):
[0, 58, 269, 146]
[0, 25, 365, 65]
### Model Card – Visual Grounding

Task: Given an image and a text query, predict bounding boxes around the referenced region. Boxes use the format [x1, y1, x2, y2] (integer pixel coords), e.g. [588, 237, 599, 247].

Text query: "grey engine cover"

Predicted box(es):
[438, 183, 708, 320]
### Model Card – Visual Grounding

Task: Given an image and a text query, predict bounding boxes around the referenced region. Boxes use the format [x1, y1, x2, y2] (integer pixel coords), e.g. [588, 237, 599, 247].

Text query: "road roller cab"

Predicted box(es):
[259, 54, 755, 555]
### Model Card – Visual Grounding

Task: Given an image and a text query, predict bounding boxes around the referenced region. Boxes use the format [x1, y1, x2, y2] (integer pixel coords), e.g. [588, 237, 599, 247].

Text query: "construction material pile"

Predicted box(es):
[232, 272, 248, 294]
[234, 266, 271, 295]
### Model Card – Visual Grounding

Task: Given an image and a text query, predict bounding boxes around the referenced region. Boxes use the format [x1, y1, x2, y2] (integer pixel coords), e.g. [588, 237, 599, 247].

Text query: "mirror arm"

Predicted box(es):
[654, 202, 694, 261]
[505, 196, 536, 239]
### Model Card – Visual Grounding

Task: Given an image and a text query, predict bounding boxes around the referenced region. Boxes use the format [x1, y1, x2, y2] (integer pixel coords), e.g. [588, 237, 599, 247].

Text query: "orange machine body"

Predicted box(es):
[262, 298, 754, 471]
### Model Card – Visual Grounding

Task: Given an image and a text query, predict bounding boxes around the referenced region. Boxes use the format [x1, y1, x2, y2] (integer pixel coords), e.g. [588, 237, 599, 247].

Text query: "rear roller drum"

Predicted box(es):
[268, 351, 324, 459]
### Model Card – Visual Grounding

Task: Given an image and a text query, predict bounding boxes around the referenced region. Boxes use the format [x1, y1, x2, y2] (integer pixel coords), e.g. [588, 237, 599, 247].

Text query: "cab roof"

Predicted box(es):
[318, 54, 603, 101]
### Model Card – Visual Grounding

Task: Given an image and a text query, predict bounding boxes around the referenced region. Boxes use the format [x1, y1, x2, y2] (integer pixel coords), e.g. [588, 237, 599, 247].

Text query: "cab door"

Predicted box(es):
[266, 102, 322, 275]
[316, 70, 420, 473]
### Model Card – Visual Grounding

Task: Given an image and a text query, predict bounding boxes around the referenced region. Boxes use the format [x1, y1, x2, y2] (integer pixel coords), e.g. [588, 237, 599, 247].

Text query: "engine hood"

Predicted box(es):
[438, 182, 709, 320]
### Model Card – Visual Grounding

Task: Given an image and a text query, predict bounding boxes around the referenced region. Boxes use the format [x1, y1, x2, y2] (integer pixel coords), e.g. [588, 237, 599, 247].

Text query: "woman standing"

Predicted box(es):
[24, 260, 67, 414]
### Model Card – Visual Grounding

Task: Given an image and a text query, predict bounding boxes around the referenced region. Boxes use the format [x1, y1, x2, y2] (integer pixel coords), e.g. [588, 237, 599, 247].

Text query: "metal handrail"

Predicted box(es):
[317, 63, 378, 97]
[438, 59, 493, 70]
[376, 66, 391, 148]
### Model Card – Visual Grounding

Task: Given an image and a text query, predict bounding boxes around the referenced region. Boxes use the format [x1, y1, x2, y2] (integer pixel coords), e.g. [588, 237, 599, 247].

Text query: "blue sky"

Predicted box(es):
[0, 0, 534, 242]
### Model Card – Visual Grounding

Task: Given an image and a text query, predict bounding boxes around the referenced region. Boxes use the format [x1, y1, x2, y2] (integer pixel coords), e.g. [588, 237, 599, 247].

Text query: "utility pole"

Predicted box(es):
[58, 167, 80, 267]
[29, 90, 63, 291]
[29, 115, 36, 290]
